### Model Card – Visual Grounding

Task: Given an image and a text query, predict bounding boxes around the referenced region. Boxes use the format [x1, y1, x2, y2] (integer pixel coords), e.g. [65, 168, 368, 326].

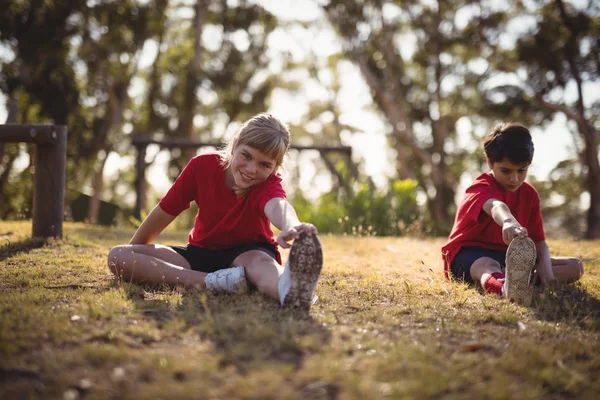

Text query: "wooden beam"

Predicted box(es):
[130, 135, 355, 219]
[0, 124, 61, 145]
[130, 135, 352, 155]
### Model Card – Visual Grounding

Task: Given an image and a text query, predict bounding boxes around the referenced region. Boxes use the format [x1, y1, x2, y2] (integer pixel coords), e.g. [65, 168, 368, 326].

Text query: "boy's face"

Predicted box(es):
[488, 158, 530, 192]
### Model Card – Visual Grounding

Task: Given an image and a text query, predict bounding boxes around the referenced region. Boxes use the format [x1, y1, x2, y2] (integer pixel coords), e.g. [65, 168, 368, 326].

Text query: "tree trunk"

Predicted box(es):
[581, 125, 600, 239]
[87, 150, 108, 224]
[177, 0, 207, 163]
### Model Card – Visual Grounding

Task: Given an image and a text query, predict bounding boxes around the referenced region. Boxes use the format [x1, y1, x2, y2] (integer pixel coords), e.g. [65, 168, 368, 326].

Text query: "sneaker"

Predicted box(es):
[205, 266, 249, 294]
[278, 232, 323, 311]
[503, 236, 536, 304]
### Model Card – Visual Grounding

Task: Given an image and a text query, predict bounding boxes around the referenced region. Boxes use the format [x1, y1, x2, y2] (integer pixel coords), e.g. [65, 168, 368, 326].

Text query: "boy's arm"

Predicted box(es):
[533, 240, 555, 285]
[129, 205, 176, 244]
[264, 197, 317, 249]
[482, 198, 528, 245]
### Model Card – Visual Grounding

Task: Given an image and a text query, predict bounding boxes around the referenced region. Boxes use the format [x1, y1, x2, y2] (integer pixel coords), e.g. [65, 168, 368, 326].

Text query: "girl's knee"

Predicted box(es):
[241, 252, 281, 298]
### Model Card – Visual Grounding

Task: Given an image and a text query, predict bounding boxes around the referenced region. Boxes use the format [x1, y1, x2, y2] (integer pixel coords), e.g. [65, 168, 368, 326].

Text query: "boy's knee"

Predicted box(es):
[471, 257, 502, 275]
[107, 245, 127, 274]
[574, 258, 584, 278]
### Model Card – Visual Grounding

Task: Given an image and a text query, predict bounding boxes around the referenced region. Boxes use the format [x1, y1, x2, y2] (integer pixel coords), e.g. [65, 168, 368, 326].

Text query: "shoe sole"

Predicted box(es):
[505, 236, 536, 305]
[282, 232, 323, 311]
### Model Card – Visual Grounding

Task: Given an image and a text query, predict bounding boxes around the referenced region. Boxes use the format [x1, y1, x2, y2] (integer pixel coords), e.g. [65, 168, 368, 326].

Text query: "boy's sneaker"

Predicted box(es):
[205, 266, 249, 294]
[503, 236, 536, 304]
[278, 232, 323, 312]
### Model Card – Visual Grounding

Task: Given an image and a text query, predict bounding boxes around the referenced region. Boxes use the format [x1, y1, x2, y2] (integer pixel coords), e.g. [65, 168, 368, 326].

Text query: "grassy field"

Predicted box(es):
[1, 221, 599, 399]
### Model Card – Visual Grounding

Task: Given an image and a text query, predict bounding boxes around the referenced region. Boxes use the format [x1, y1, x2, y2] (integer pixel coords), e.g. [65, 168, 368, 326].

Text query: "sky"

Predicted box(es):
[0, 0, 597, 205]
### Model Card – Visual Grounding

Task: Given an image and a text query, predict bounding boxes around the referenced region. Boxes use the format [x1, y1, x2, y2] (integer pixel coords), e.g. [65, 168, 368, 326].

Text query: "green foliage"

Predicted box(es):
[531, 159, 586, 238]
[293, 178, 419, 236]
[128, 208, 148, 229]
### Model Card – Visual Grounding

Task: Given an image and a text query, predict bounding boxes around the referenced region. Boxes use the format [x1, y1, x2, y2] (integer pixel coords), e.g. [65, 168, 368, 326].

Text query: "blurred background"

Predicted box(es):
[0, 0, 598, 239]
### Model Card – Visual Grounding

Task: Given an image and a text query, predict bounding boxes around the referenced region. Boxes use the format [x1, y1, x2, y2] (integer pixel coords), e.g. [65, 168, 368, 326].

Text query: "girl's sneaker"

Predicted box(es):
[205, 266, 249, 294]
[278, 232, 323, 311]
[503, 236, 536, 305]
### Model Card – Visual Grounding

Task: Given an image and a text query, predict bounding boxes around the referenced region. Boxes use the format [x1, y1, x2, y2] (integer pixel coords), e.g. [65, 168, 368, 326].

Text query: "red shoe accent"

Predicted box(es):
[483, 272, 505, 295]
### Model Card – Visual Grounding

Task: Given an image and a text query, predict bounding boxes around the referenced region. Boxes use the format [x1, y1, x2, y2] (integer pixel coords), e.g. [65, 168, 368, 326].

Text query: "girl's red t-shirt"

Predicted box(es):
[159, 153, 286, 258]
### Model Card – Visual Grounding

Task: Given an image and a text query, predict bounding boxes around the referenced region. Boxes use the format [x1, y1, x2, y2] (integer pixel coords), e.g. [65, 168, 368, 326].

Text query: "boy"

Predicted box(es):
[441, 123, 584, 303]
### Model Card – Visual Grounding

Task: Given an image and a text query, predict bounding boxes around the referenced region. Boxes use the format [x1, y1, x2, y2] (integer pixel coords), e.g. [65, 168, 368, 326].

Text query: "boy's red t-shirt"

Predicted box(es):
[441, 172, 545, 277]
[158, 153, 286, 261]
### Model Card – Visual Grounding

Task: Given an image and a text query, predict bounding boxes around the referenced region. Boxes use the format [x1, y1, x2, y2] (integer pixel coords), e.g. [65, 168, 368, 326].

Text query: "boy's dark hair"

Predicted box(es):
[483, 123, 534, 164]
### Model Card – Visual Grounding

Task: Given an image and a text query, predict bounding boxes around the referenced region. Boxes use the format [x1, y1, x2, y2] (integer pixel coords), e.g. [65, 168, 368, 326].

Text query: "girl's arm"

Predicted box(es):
[482, 198, 528, 245]
[264, 197, 317, 249]
[128, 205, 176, 245]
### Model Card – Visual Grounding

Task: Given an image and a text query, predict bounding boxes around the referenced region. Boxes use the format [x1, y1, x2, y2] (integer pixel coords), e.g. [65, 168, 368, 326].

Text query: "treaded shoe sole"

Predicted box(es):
[505, 236, 536, 305]
[282, 232, 323, 311]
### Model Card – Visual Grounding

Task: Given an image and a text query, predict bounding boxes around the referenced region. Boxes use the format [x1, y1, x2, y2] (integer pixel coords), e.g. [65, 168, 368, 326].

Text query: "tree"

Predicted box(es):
[478, 0, 600, 238]
[0, 0, 284, 223]
[322, 0, 481, 235]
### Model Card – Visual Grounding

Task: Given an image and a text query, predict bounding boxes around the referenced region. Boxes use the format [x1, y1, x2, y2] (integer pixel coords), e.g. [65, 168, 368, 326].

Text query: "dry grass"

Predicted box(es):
[1, 221, 599, 399]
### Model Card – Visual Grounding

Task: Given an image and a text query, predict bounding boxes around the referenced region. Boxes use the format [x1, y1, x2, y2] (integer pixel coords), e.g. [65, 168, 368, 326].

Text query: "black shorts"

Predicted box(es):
[450, 246, 506, 284]
[170, 243, 278, 273]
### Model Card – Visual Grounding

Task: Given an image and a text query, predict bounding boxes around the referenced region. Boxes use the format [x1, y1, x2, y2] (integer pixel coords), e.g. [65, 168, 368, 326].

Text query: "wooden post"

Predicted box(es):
[0, 124, 67, 238]
[133, 144, 147, 221]
[32, 126, 67, 237]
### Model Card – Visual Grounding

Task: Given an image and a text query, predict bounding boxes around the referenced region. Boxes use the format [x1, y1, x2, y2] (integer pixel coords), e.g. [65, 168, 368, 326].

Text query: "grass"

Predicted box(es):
[1, 221, 599, 399]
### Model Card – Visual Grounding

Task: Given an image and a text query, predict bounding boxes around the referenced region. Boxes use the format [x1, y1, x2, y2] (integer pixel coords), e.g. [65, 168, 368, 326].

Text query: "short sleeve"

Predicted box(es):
[256, 175, 286, 216]
[158, 156, 200, 216]
[462, 177, 504, 224]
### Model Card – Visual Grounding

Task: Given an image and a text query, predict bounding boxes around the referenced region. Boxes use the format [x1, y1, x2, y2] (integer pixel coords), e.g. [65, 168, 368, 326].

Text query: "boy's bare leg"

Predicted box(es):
[107, 244, 207, 287]
[550, 257, 584, 283]
[470, 257, 504, 287]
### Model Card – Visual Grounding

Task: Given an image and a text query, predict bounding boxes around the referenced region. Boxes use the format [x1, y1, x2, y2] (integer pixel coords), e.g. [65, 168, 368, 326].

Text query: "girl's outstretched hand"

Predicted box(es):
[276, 223, 318, 248]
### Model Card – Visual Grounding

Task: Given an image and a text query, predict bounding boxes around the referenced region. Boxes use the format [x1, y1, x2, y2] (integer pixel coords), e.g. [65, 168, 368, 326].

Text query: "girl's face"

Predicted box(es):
[228, 144, 278, 190]
[488, 158, 530, 192]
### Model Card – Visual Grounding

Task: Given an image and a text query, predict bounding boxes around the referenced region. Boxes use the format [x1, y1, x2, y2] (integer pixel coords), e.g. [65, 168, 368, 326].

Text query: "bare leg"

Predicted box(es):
[470, 257, 504, 287]
[550, 257, 584, 283]
[233, 250, 282, 300]
[107, 244, 208, 287]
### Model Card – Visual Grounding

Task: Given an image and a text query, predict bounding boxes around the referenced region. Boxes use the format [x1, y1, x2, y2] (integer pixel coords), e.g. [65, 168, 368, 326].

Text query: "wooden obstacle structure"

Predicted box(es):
[131, 135, 355, 220]
[0, 124, 67, 238]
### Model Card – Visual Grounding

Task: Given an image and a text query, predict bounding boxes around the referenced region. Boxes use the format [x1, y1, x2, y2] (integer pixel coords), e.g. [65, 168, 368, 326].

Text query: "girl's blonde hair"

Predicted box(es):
[219, 113, 291, 169]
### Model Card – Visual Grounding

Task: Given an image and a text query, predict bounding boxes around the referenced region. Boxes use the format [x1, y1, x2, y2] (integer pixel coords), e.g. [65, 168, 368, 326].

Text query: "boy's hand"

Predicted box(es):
[276, 223, 318, 249]
[502, 221, 528, 245]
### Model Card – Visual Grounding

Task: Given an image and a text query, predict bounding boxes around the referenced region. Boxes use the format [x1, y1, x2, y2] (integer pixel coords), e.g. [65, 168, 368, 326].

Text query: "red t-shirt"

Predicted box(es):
[441, 172, 545, 277]
[159, 153, 286, 261]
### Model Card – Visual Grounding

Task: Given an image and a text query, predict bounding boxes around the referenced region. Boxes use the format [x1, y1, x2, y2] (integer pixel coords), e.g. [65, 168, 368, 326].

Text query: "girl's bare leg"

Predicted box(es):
[107, 244, 207, 287]
[233, 250, 282, 300]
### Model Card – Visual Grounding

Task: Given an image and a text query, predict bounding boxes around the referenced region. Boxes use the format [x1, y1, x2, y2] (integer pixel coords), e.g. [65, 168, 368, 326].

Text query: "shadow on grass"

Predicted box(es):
[113, 279, 331, 373]
[0, 237, 47, 262]
[68, 225, 187, 245]
[531, 283, 600, 331]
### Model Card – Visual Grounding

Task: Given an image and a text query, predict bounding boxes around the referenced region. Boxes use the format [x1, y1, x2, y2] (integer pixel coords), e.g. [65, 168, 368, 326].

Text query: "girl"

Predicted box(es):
[107, 113, 323, 311]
